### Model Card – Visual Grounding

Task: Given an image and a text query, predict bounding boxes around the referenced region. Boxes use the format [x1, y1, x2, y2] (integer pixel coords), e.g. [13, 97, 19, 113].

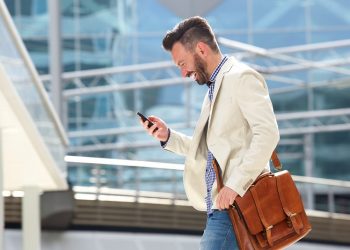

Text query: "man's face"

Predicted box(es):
[171, 42, 210, 85]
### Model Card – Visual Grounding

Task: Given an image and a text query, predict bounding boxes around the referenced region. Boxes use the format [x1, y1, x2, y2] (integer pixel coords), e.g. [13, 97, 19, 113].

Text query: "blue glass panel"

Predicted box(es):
[308, 69, 345, 84]
[4, 0, 15, 15]
[216, 33, 249, 55]
[253, 32, 306, 48]
[315, 132, 350, 180]
[20, 0, 33, 16]
[23, 40, 49, 74]
[207, 0, 248, 30]
[15, 15, 49, 38]
[311, 30, 350, 43]
[137, 0, 180, 32]
[33, 0, 47, 15]
[136, 36, 170, 63]
[252, 0, 306, 29]
[271, 89, 308, 112]
[281, 158, 304, 176]
[314, 85, 350, 110]
[158, 85, 185, 105]
[310, 0, 350, 28]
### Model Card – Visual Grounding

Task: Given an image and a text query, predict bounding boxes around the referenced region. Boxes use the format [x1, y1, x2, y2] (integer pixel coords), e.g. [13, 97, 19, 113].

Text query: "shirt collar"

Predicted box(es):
[207, 55, 228, 87]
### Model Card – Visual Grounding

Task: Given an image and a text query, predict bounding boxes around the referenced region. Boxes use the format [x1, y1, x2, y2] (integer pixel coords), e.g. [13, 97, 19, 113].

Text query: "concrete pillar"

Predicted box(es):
[22, 186, 42, 250]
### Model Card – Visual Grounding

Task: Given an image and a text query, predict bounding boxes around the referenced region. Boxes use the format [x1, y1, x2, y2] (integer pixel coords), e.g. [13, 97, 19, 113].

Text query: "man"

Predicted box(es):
[139, 16, 279, 250]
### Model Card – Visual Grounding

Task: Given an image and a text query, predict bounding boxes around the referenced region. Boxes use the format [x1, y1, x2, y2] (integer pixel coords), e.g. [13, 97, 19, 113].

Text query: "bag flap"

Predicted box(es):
[235, 191, 264, 235]
[275, 170, 305, 214]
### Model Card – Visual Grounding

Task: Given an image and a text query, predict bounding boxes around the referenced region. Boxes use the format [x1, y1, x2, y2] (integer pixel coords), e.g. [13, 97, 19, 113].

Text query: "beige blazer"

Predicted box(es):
[164, 57, 280, 211]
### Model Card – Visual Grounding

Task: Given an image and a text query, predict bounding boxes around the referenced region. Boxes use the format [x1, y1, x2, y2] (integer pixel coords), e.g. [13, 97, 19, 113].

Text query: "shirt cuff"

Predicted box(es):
[160, 128, 171, 148]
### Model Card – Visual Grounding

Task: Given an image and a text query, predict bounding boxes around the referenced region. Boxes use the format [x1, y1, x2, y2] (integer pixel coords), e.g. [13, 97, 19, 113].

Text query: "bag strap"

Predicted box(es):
[271, 150, 282, 170]
[213, 158, 224, 191]
[213, 149, 281, 190]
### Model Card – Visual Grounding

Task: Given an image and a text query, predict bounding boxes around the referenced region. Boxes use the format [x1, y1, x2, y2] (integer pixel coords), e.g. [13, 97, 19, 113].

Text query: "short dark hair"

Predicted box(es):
[162, 16, 219, 53]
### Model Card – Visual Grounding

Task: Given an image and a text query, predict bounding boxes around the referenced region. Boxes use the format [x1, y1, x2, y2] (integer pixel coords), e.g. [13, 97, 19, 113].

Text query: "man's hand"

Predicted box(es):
[216, 186, 238, 210]
[139, 115, 169, 142]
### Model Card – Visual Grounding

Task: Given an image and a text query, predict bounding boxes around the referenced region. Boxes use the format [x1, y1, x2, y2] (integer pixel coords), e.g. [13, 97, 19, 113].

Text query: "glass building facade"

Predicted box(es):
[4, 0, 350, 210]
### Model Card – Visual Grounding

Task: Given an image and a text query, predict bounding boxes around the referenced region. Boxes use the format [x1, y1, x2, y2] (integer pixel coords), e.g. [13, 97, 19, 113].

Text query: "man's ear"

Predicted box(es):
[196, 42, 208, 56]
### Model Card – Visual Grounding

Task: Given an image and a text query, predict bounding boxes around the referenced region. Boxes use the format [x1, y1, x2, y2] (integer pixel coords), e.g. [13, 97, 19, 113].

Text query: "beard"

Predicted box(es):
[191, 54, 210, 85]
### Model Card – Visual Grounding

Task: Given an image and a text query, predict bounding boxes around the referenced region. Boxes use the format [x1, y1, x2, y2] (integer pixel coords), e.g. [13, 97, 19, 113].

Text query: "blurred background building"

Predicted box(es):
[1, 0, 350, 249]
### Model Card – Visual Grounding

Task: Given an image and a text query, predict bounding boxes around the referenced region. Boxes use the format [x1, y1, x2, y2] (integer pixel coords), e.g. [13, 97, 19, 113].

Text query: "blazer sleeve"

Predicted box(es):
[164, 91, 209, 157]
[225, 72, 280, 197]
[163, 129, 192, 157]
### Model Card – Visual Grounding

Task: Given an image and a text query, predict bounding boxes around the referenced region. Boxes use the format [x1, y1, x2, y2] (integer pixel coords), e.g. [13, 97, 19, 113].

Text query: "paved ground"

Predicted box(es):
[4, 229, 350, 250]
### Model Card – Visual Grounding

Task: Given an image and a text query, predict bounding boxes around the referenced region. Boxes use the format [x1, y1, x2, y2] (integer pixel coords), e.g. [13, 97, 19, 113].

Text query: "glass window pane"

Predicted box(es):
[252, 0, 306, 30]
[207, 0, 248, 30]
[310, 0, 350, 28]
[253, 32, 306, 48]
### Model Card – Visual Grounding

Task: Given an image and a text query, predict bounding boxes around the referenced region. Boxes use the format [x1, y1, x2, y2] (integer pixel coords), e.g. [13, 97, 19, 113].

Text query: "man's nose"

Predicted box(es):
[181, 68, 188, 78]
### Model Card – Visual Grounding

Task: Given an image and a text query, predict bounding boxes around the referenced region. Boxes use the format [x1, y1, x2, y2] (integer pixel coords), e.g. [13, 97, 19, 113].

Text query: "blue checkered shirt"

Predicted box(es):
[205, 56, 228, 214]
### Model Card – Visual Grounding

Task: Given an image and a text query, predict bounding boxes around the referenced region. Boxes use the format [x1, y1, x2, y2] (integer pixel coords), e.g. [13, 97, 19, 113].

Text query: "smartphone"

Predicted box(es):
[137, 112, 158, 131]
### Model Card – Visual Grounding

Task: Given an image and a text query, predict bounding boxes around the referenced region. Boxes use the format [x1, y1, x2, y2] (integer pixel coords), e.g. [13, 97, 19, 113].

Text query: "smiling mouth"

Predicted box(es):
[187, 72, 196, 81]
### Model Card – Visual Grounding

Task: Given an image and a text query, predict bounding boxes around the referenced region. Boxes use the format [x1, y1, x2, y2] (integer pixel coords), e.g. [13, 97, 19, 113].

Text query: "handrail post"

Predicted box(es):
[304, 134, 314, 210]
[171, 170, 177, 205]
[135, 167, 140, 203]
[95, 165, 101, 200]
[328, 188, 335, 213]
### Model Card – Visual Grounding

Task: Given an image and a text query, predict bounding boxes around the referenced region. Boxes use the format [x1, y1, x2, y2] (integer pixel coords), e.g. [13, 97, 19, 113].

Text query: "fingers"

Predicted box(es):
[139, 119, 151, 130]
[148, 116, 165, 129]
[148, 116, 158, 122]
[229, 197, 235, 206]
[148, 123, 159, 135]
[139, 118, 169, 142]
[216, 191, 229, 210]
[216, 188, 237, 210]
[140, 121, 158, 136]
[138, 115, 170, 143]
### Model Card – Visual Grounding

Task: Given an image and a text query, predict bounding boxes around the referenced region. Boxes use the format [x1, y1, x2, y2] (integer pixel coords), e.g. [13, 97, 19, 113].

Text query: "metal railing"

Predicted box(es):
[65, 155, 350, 214]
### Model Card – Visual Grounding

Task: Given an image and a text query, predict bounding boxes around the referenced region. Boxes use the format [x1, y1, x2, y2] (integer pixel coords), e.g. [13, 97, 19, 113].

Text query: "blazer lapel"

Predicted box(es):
[188, 94, 210, 158]
[195, 94, 210, 138]
[209, 57, 236, 123]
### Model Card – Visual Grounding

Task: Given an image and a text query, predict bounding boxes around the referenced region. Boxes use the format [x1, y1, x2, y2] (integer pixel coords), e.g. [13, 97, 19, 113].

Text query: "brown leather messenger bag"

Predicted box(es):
[212, 151, 311, 249]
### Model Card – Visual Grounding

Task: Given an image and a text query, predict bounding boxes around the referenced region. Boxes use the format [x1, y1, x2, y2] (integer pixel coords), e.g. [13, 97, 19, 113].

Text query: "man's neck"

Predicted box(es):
[207, 53, 224, 76]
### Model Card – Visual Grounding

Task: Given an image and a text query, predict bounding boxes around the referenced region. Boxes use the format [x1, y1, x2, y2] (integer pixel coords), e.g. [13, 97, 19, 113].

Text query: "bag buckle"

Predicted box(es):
[262, 225, 273, 238]
[287, 213, 296, 227]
